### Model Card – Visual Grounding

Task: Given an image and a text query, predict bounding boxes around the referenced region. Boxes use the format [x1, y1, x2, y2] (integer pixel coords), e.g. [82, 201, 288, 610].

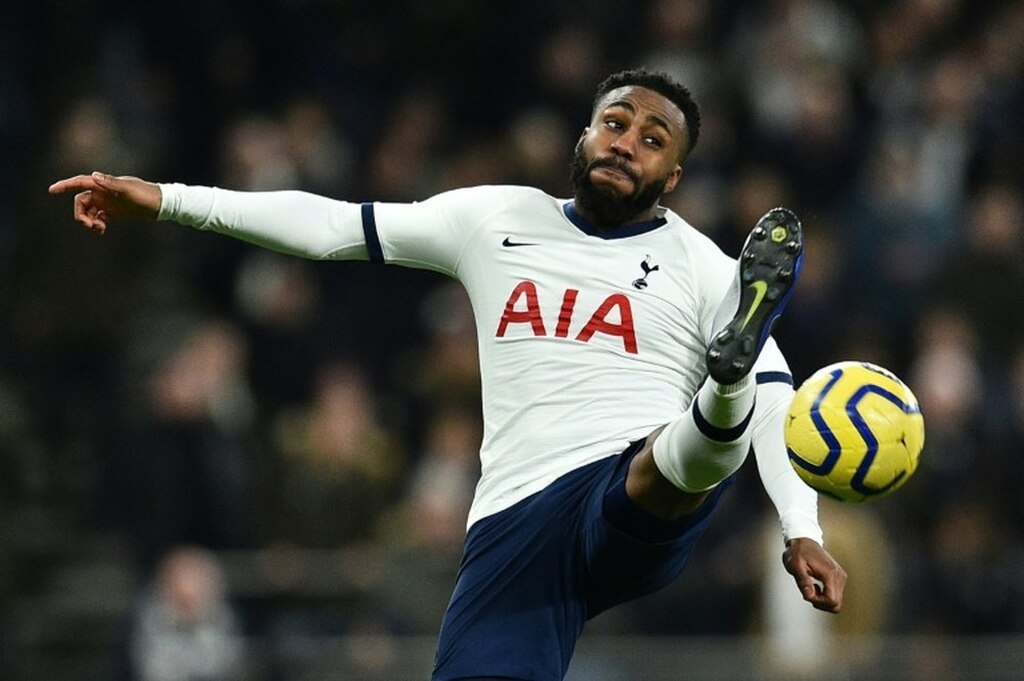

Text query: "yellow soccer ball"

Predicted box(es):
[785, 361, 925, 502]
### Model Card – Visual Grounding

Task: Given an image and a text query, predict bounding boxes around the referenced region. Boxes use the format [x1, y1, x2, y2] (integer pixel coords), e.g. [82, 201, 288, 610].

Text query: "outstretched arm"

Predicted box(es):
[48, 173, 161, 234]
[751, 364, 847, 613]
[49, 172, 370, 260]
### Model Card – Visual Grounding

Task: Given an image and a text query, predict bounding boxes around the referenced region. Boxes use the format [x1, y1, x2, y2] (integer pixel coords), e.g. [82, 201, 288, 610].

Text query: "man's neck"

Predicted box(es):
[563, 201, 668, 240]
[572, 200, 658, 232]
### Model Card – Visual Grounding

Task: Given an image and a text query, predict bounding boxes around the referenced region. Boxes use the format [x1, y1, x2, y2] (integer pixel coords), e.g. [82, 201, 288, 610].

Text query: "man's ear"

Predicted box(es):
[663, 165, 683, 194]
[576, 128, 589, 151]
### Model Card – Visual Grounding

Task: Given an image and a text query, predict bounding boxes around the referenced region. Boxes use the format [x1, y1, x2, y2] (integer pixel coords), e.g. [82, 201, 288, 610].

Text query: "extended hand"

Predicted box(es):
[48, 172, 162, 234]
[782, 537, 847, 613]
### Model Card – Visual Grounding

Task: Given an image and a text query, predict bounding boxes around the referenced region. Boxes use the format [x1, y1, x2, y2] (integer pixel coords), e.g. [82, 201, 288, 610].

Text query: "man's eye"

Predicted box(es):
[644, 137, 663, 148]
[605, 119, 623, 130]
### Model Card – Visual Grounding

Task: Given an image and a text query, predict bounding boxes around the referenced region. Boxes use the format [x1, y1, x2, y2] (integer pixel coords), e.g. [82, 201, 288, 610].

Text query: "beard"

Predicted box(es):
[569, 144, 669, 227]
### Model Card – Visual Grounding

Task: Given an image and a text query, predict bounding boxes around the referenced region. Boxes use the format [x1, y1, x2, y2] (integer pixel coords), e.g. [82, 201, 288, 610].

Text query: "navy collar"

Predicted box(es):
[562, 201, 668, 240]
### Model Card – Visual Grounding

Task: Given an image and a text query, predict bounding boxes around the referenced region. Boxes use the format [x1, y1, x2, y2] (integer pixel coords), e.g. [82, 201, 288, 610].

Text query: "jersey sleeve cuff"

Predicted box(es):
[157, 183, 215, 229]
[779, 511, 824, 546]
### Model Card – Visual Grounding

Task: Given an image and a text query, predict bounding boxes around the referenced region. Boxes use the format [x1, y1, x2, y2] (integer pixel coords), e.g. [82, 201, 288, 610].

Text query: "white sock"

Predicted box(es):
[652, 376, 756, 492]
[698, 375, 755, 427]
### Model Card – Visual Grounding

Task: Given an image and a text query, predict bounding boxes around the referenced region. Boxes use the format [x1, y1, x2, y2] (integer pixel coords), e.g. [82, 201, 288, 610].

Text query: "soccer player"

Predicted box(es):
[51, 69, 846, 681]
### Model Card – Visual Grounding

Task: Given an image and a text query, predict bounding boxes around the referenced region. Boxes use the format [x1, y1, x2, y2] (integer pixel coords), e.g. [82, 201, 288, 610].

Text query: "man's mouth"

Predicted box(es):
[590, 161, 637, 185]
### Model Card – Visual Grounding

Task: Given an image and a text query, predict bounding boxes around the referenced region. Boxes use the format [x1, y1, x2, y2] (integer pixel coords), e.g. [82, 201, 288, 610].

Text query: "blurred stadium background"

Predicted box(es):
[2, 0, 1024, 679]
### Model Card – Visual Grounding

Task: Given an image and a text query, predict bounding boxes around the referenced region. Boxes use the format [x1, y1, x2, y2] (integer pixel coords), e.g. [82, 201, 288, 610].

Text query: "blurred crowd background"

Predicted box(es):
[3, 0, 1024, 679]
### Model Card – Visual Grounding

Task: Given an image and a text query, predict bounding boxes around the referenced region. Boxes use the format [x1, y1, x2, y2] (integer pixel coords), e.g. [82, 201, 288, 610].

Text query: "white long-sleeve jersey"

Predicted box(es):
[159, 183, 822, 543]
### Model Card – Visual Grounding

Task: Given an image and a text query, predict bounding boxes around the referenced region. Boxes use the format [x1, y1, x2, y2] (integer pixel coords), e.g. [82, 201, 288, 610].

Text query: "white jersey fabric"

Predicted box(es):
[159, 183, 822, 543]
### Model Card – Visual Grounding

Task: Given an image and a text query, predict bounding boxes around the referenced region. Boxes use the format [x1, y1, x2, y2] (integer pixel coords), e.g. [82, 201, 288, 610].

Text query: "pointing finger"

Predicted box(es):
[49, 174, 99, 195]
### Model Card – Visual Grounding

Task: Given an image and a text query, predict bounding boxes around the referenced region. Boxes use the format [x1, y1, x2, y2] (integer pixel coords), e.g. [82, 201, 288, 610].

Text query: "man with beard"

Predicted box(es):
[51, 69, 846, 681]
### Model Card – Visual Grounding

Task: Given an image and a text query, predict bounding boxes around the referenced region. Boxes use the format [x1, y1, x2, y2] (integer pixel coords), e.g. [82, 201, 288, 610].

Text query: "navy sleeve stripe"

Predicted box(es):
[361, 202, 384, 264]
[756, 371, 793, 386]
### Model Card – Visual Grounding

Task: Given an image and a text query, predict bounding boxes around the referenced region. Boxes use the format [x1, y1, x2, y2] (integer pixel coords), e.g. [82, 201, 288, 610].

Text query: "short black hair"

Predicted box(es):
[592, 69, 702, 159]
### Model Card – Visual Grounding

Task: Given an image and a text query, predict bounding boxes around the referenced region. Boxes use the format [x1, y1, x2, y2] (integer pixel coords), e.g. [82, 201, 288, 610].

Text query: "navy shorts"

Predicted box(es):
[431, 439, 733, 681]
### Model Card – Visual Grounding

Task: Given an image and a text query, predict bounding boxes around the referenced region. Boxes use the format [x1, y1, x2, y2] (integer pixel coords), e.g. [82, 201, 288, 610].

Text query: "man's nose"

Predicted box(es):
[610, 130, 637, 159]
